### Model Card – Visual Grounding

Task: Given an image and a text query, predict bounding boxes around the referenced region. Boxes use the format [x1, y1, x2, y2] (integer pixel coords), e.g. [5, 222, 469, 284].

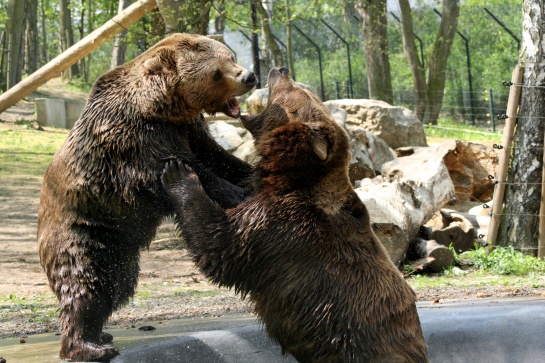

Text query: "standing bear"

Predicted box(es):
[37, 33, 257, 362]
[162, 67, 429, 363]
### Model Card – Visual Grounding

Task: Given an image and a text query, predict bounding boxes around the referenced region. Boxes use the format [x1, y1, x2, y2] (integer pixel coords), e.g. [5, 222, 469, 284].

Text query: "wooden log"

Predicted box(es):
[410, 238, 454, 273]
[409, 257, 436, 273]
[0, 0, 157, 114]
[487, 65, 524, 249]
[421, 209, 476, 253]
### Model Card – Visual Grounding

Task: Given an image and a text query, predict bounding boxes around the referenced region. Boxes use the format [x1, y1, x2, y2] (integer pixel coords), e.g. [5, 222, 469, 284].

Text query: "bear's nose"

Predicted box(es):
[279, 67, 289, 75]
[241, 71, 257, 85]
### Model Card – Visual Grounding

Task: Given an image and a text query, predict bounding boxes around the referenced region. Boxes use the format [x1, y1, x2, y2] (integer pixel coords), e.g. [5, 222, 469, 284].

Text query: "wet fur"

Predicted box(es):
[163, 69, 429, 362]
[38, 33, 254, 362]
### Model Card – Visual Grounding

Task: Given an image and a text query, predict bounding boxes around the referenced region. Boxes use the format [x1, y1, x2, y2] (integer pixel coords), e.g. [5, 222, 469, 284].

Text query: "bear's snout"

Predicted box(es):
[241, 71, 258, 86]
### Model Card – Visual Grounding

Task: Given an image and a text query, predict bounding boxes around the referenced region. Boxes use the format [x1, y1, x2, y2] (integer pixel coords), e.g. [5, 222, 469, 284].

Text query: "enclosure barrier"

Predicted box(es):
[486, 65, 523, 250]
[0, 0, 157, 114]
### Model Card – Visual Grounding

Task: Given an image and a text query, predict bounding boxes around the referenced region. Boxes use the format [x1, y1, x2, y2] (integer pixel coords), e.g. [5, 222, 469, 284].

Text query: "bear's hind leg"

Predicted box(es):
[58, 284, 119, 361]
[52, 243, 123, 362]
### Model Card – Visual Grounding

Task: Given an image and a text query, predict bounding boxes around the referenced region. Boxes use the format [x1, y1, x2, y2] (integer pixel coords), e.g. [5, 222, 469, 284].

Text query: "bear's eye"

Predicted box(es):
[213, 70, 223, 82]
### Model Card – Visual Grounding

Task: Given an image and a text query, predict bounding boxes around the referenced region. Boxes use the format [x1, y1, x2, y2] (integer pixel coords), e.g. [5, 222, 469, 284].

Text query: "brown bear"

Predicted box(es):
[37, 33, 257, 362]
[162, 67, 429, 362]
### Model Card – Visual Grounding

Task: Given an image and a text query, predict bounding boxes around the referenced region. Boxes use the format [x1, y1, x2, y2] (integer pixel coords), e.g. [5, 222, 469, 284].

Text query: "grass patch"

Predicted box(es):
[0, 125, 68, 177]
[0, 293, 58, 322]
[464, 246, 545, 275]
[408, 272, 545, 290]
[407, 246, 545, 292]
[424, 118, 502, 143]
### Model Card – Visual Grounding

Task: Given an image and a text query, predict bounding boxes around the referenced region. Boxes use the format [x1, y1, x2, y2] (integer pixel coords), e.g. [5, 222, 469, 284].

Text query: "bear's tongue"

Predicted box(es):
[222, 97, 241, 118]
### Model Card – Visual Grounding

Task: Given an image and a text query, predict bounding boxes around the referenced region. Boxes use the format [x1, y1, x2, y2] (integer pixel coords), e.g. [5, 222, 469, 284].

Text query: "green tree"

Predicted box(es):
[355, 0, 393, 104]
[398, 0, 460, 124]
[59, 0, 80, 79]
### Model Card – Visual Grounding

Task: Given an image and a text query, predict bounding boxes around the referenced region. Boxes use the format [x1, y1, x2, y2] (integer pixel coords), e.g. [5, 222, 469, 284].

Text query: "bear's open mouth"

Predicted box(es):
[222, 97, 241, 118]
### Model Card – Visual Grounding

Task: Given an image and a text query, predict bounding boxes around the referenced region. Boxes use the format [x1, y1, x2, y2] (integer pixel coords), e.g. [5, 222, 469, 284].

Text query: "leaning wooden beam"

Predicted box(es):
[486, 64, 524, 249]
[0, 0, 157, 114]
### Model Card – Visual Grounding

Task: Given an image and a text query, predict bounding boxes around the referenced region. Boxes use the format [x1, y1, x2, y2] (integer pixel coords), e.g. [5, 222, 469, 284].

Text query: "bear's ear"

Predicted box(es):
[311, 130, 328, 161]
[143, 49, 176, 76]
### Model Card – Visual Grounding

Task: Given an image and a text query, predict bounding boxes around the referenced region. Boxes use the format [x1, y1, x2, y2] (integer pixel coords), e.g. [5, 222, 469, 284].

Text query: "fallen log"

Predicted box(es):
[409, 238, 454, 273]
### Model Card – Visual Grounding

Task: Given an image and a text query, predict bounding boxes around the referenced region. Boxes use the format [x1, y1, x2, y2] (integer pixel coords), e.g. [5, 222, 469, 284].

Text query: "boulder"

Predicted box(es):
[324, 99, 427, 149]
[435, 140, 498, 202]
[245, 82, 314, 115]
[245, 88, 269, 115]
[356, 151, 456, 265]
[327, 103, 397, 184]
[232, 139, 259, 165]
[397, 141, 498, 202]
[348, 129, 396, 183]
[208, 121, 248, 152]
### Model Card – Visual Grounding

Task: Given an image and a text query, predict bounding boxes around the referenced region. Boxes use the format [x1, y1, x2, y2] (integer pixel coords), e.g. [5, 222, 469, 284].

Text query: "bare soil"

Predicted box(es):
[0, 81, 542, 340]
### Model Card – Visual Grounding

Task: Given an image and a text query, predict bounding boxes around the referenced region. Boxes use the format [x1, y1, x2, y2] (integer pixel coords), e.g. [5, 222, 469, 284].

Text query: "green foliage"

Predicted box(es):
[464, 246, 545, 275]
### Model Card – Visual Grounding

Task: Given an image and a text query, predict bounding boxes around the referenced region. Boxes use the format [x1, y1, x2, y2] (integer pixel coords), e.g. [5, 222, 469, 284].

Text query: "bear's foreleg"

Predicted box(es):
[161, 160, 241, 287]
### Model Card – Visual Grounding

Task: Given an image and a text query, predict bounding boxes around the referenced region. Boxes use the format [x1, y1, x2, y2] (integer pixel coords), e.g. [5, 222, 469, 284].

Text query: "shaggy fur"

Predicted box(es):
[162, 68, 429, 362]
[37, 33, 256, 362]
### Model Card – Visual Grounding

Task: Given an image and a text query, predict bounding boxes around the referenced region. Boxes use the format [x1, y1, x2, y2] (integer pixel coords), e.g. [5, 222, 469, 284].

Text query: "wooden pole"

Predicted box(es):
[487, 64, 524, 249]
[539, 134, 545, 258]
[0, 0, 157, 114]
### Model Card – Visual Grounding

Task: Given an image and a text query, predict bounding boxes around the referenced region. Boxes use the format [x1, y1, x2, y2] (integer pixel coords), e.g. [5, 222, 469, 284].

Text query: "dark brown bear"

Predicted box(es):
[37, 33, 257, 362]
[162, 67, 429, 362]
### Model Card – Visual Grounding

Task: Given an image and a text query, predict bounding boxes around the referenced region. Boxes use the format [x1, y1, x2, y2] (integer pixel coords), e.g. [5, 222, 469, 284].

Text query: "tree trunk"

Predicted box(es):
[215, 5, 226, 33]
[156, 0, 212, 35]
[25, 0, 38, 74]
[2, 0, 28, 91]
[59, 0, 80, 79]
[342, 1, 356, 23]
[398, 0, 427, 120]
[111, 0, 132, 69]
[285, 0, 296, 79]
[424, 0, 459, 125]
[497, 0, 545, 254]
[355, 0, 393, 104]
[40, 0, 48, 65]
[254, 1, 283, 68]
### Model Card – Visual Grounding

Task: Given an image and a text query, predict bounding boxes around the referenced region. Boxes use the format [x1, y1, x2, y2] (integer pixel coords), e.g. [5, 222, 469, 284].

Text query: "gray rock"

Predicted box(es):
[324, 99, 427, 149]
[356, 150, 456, 265]
[208, 121, 246, 152]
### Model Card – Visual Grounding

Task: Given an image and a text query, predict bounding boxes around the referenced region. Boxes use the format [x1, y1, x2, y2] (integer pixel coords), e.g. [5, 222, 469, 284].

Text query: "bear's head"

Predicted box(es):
[95, 33, 257, 122]
[240, 67, 332, 140]
[244, 68, 351, 197]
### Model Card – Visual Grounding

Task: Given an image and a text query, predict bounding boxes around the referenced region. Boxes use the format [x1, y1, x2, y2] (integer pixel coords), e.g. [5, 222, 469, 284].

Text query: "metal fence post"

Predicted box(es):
[292, 23, 325, 100]
[488, 88, 495, 132]
[319, 19, 353, 98]
[483, 7, 521, 50]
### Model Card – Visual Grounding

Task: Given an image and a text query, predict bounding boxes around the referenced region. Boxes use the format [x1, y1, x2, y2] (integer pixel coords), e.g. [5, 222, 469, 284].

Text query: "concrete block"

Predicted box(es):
[35, 98, 66, 128]
[65, 100, 86, 129]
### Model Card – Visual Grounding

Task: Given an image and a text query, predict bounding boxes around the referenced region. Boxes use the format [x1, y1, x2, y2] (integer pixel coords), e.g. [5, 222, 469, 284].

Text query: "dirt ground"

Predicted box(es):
[0, 81, 542, 340]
